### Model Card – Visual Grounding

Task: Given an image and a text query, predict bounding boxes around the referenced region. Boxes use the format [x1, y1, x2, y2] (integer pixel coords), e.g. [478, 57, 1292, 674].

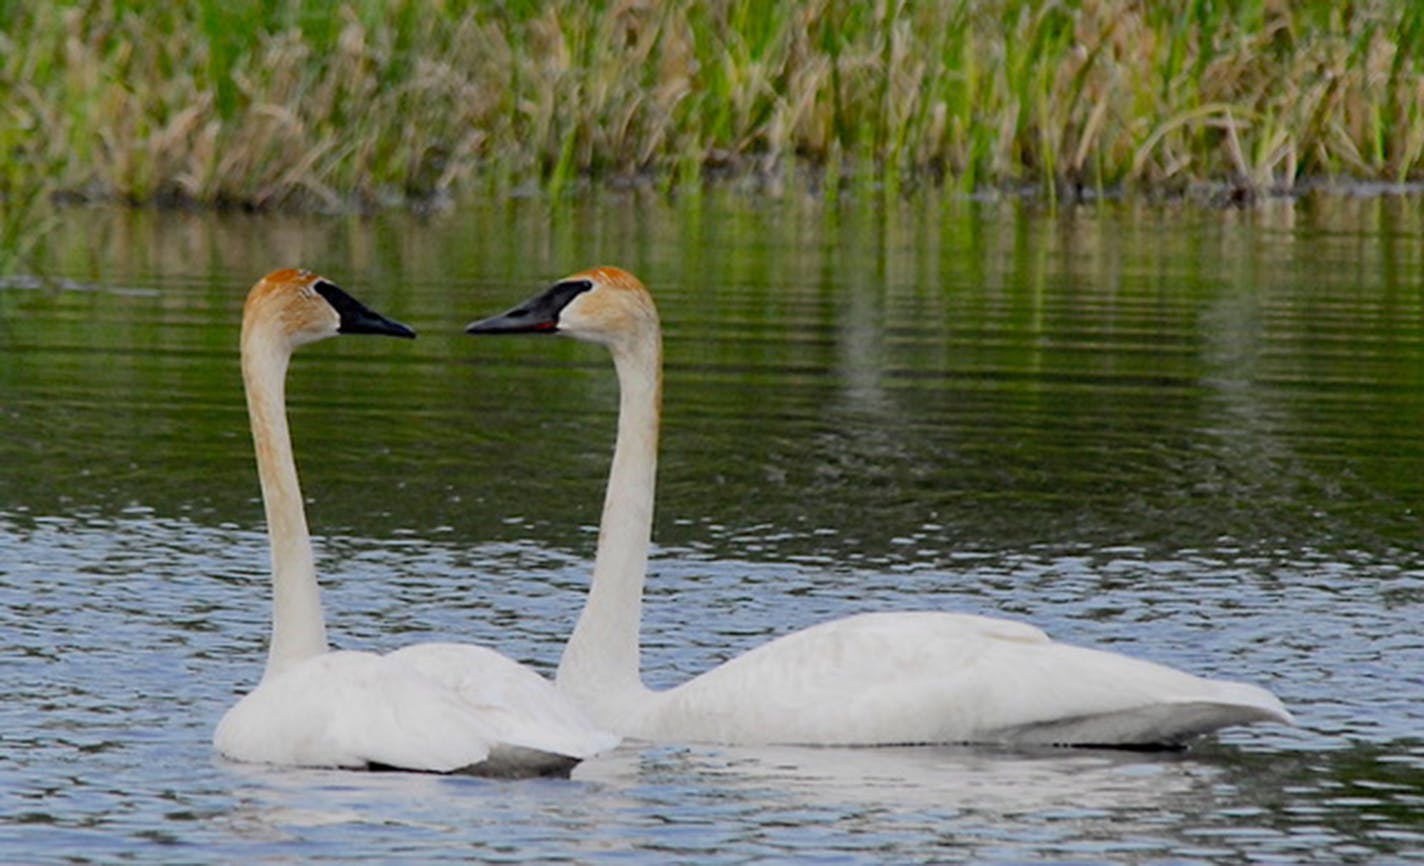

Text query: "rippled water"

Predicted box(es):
[2, 193, 1422, 863]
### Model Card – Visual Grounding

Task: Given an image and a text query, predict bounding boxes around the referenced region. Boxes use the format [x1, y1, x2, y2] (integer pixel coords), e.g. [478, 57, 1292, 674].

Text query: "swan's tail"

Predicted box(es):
[999, 679, 1293, 747]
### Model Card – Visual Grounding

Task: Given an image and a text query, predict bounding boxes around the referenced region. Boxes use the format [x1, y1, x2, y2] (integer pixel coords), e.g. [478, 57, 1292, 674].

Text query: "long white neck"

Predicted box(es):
[557, 327, 662, 715]
[241, 325, 328, 681]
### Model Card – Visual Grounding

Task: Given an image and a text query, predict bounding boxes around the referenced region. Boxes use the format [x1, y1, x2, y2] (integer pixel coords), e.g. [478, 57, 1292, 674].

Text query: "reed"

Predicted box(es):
[1, 0, 1419, 210]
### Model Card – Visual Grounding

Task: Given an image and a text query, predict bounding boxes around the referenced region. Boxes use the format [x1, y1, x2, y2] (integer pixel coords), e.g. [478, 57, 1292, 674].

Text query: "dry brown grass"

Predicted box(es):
[1, 0, 1419, 210]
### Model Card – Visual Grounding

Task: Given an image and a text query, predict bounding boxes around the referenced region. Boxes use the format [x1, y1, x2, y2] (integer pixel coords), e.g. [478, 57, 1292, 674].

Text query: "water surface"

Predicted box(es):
[2, 193, 1422, 863]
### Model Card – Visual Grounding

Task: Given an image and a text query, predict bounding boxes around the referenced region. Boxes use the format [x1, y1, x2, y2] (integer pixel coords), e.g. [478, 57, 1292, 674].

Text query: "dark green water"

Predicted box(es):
[1, 193, 1421, 863]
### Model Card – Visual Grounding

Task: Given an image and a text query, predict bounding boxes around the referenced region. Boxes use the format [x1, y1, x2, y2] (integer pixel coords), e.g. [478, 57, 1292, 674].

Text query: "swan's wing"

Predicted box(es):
[388, 643, 620, 758]
[641, 611, 1290, 747]
[215, 650, 536, 773]
[962, 643, 1292, 747]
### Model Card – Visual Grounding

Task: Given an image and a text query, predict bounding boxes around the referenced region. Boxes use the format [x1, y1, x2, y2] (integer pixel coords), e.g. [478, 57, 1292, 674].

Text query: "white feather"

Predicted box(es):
[629, 612, 1289, 745]
[216, 271, 617, 776]
[474, 267, 1293, 748]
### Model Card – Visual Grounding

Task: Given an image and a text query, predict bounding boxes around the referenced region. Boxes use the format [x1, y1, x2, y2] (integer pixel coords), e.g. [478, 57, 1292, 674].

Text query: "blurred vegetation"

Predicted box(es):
[0, 0, 1421, 211]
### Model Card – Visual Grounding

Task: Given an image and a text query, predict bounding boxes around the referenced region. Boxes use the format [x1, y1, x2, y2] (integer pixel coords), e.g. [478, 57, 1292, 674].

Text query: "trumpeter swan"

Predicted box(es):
[214, 269, 617, 776]
[465, 266, 1292, 748]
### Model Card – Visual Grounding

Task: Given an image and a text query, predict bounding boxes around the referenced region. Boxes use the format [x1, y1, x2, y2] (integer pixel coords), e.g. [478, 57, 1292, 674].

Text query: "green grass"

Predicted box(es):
[0, 0, 1420, 210]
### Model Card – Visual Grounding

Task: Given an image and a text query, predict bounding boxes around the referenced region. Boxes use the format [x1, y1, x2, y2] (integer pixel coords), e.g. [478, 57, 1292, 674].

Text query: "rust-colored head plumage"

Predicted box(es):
[464, 265, 658, 348]
[567, 266, 646, 293]
[243, 269, 414, 349]
[243, 269, 338, 347]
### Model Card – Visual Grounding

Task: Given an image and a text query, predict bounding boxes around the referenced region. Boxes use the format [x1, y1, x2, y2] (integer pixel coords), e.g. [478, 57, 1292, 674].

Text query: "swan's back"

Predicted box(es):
[466, 266, 1290, 750]
[388, 643, 620, 758]
[215, 651, 506, 773]
[223, 269, 614, 776]
[632, 612, 1290, 747]
[215, 647, 616, 776]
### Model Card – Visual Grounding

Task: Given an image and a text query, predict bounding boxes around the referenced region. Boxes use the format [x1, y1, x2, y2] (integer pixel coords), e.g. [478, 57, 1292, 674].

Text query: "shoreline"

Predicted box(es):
[22, 171, 1424, 218]
[3, 2, 1419, 214]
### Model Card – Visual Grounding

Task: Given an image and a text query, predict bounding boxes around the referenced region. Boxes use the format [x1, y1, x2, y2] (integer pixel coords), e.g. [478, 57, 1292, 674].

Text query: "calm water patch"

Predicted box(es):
[1, 193, 1422, 862]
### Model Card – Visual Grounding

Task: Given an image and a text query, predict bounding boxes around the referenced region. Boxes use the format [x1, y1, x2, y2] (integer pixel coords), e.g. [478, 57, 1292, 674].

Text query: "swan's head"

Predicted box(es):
[464, 266, 657, 348]
[243, 268, 415, 348]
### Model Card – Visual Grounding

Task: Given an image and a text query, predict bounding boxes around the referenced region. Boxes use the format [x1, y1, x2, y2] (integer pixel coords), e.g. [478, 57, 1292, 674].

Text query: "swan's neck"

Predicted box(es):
[241, 327, 328, 681]
[558, 329, 662, 714]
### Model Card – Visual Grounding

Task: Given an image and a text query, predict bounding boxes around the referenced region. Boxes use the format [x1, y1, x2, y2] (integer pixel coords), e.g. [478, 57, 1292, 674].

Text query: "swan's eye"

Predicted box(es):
[547, 279, 595, 309]
[313, 279, 358, 316]
[526, 279, 594, 324]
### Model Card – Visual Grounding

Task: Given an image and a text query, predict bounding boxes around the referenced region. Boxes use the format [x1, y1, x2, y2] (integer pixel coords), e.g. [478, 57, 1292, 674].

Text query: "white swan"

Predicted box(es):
[465, 266, 1293, 748]
[215, 268, 617, 776]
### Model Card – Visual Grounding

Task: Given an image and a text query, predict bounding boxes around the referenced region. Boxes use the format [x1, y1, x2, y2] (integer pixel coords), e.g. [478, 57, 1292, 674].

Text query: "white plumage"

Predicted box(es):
[215, 269, 616, 776]
[216, 645, 614, 776]
[466, 266, 1292, 748]
[627, 612, 1286, 746]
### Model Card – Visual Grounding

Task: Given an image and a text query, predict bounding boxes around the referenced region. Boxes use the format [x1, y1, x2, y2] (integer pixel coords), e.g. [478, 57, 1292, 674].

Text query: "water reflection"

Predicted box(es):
[181, 742, 1424, 863]
[2, 193, 1423, 862]
[3, 195, 1422, 555]
[582, 742, 1217, 813]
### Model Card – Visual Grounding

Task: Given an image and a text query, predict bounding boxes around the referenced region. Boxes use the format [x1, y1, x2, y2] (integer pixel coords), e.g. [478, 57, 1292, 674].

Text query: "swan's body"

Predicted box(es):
[466, 266, 1292, 748]
[215, 269, 616, 776]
